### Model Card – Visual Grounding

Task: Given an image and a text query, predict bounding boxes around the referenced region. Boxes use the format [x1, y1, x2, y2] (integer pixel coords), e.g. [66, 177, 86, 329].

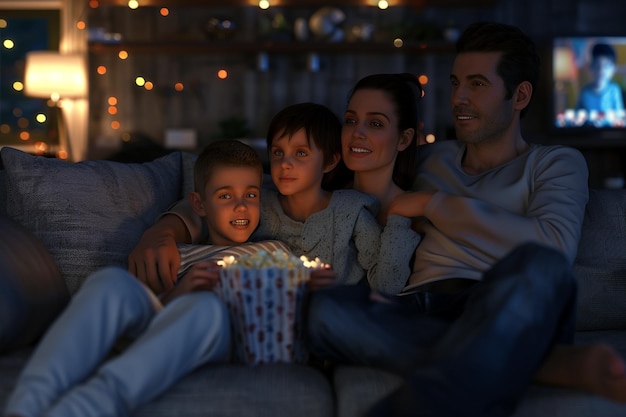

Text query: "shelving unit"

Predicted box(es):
[94, 0, 499, 8]
[85, 0, 498, 159]
[88, 39, 454, 55]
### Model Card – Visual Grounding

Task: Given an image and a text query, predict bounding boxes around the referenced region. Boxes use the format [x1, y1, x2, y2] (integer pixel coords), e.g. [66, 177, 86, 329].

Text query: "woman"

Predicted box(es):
[338, 73, 421, 226]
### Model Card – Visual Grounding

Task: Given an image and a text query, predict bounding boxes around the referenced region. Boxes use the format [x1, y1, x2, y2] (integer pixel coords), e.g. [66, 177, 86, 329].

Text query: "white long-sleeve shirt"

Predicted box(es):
[404, 140, 589, 291]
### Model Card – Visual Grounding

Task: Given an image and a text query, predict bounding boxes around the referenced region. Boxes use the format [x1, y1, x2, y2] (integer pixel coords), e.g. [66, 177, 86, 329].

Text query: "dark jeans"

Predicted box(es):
[305, 243, 577, 417]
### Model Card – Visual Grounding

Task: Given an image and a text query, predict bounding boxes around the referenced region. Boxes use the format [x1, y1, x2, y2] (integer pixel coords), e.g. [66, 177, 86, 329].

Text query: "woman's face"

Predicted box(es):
[341, 88, 403, 175]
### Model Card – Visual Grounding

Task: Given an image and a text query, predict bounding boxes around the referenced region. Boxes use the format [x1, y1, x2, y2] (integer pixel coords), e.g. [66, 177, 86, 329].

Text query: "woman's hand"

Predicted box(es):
[159, 261, 220, 305]
[308, 265, 336, 291]
[387, 191, 435, 219]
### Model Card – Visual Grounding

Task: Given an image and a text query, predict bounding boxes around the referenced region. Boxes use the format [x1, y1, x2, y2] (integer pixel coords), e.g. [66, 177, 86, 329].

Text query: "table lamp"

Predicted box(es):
[24, 51, 87, 160]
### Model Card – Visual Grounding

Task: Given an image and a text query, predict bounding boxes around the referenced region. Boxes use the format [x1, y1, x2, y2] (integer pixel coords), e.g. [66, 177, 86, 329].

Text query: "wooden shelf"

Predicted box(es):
[94, 0, 499, 8]
[88, 39, 455, 55]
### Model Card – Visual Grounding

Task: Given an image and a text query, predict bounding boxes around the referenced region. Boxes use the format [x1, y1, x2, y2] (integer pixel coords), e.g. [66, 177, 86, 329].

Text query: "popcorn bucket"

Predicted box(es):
[215, 250, 319, 365]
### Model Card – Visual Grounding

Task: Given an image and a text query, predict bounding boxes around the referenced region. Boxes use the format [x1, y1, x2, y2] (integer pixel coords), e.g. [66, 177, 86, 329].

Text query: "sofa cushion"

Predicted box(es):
[0, 169, 7, 217]
[574, 189, 626, 331]
[0, 147, 183, 294]
[332, 365, 626, 417]
[0, 216, 69, 353]
[133, 363, 334, 417]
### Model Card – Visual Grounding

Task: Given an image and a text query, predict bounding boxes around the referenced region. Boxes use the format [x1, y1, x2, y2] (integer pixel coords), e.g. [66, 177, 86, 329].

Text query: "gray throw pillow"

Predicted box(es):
[1, 147, 183, 294]
[0, 215, 69, 353]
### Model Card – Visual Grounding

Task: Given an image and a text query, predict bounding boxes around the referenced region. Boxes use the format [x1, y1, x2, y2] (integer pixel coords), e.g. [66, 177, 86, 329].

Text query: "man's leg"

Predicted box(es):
[3, 267, 159, 417]
[306, 284, 456, 375]
[369, 243, 578, 417]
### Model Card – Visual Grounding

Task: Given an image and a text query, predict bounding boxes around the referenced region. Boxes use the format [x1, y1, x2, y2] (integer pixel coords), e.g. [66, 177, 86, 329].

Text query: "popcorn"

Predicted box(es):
[218, 249, 323, 270]
[215, 249, 325, 366]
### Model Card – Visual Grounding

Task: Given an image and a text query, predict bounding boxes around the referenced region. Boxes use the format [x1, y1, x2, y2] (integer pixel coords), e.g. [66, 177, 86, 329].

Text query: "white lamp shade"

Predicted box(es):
[24, 51, 87, 99]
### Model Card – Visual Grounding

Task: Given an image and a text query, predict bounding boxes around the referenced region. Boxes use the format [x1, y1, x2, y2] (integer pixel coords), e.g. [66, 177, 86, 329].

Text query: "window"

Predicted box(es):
[0, 9, 60, 155]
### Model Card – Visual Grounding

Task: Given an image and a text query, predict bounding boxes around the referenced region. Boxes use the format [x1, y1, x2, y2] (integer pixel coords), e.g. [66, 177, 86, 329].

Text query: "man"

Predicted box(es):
[305, 21, 626, 417]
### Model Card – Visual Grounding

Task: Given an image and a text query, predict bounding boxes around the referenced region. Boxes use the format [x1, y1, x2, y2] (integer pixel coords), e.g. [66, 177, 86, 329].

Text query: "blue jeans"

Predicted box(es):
[306, 243, 577, 417]
[4, 267, 231, 417]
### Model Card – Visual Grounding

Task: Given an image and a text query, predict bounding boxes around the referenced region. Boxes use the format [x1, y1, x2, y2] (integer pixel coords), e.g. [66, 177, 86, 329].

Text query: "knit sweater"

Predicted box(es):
[253, 188, 419, 295]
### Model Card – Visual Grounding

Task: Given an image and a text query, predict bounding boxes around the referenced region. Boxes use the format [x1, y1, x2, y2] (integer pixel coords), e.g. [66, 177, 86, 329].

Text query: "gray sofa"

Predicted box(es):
[1, 146, 626, 417]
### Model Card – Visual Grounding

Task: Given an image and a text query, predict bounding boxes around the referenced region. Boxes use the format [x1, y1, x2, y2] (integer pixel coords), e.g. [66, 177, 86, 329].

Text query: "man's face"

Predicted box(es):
[195, 165, 261, 246]
[449, 51, 517, 145]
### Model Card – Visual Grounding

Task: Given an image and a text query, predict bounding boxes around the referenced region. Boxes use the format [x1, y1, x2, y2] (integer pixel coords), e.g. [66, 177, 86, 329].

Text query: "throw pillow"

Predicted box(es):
[0, 215, 69, 353]
[1, 147, 183, 294]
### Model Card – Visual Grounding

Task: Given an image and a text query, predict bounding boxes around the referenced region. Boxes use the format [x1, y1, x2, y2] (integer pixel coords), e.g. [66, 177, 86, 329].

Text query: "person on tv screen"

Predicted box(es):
[576, 42, 624, 126]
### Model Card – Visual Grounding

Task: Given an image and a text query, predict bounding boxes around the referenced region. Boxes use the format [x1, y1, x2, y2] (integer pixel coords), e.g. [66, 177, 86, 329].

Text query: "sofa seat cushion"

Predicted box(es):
[0, 148, 183, 294]
[133, 363, 333, 417]
[0, 350, 333, 417]
[332, 363, 626, 417]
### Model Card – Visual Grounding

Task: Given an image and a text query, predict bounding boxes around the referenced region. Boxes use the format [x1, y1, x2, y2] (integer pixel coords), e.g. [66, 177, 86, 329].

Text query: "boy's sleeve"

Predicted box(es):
[160, 198, 207, 244]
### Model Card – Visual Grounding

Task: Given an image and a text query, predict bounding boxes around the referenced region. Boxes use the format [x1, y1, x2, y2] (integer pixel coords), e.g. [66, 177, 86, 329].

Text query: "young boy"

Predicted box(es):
[576, 42, 625, 125]
[3, 140, 284, 417]
[253, 102, 418, 293]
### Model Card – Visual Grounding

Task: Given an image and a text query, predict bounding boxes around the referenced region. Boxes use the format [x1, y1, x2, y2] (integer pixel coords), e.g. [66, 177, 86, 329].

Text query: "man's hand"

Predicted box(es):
[159, 261, 220, 305]
[128, 214, 190, 293]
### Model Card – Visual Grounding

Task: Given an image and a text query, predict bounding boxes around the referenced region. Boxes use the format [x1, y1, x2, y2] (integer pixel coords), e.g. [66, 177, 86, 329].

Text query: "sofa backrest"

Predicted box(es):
[0, 169, 6, 218]
[574, 188, 626, 331]
[1, 146, 625, 331]
[0, 147, 192, 294]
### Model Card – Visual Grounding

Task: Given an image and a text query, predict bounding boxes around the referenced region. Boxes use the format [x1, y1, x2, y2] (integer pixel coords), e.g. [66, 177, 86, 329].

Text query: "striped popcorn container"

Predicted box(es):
[215, 250, 322, 365]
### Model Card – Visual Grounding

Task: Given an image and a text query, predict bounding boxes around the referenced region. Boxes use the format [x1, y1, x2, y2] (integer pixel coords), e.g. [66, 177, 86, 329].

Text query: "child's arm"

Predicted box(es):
[159, 261, 220, 305]
[307, 264, 336, 291]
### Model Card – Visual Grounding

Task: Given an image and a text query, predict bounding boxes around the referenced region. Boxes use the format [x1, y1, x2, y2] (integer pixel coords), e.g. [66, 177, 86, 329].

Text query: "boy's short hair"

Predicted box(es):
[591, 43, 617, 64]
[193, 139, 263, 197]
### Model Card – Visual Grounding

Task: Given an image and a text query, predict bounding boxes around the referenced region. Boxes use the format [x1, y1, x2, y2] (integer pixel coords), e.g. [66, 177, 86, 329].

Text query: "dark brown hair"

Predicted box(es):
[193, 139, 263, 197]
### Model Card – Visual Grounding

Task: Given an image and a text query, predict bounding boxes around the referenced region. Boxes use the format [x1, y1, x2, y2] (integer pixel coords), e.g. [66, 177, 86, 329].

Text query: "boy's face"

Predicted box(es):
[269, 128, 333, 196]
[190, 165, 261, 246]
[591, 56, 616, 88]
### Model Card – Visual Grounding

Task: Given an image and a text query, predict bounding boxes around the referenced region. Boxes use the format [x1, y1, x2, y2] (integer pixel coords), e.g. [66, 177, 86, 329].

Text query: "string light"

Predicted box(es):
[378, 1, 389, 10]
[128, 1, 139, 10]
[258, 1, 270, 10]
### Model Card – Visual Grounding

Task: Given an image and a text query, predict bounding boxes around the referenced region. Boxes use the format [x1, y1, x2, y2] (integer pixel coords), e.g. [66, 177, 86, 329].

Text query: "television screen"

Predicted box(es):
[552, 36, 626, 132]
